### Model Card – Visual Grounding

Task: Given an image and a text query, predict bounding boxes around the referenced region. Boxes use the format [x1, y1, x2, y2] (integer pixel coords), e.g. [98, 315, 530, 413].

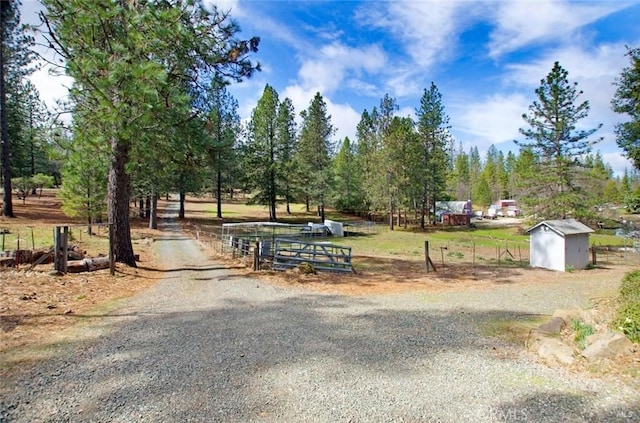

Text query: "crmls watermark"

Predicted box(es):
[463, 406, 528, 422]
[613, 407, 637, 420]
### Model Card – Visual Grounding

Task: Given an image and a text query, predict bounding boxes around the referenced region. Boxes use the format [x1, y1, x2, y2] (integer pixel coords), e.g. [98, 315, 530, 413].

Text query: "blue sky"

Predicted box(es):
[22, 0, 640, 175]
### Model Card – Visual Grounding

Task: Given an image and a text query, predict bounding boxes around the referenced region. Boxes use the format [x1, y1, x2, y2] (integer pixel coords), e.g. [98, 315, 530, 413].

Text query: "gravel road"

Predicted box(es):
[1, 204, 639, 422]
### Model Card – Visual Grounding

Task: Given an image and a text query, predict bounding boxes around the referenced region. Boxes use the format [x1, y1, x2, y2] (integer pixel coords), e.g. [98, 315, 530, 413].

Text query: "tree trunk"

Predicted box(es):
[305, 195, 309, 212]
[389, 199, 394, 231]
[149, 192, 157, 229]
[108, 136, 136, 267]
[139, 197, 144, 218]
[179, 190, 185, 219]
[1, 34, 14, 218]
[420, 195, 427, 229]
[145, 196, 150, 218]
[216, 159, 222, 218]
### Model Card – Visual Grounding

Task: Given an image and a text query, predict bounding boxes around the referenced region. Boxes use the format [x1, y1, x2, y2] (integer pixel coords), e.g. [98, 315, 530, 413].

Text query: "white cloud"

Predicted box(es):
[326, 100, 361, 146]
[358, 0, 463, 69]
[503, 43, 633, 148]
[453, 93, 530, 149]
[280, 84, 360, 145]
[203, 0, 242, 16]
[602, 151, 633, 177]
[298, 42, 386, 94]
[488, 0, 626, 58]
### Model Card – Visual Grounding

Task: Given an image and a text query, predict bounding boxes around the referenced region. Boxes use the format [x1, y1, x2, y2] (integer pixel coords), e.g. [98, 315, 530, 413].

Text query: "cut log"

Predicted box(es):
[0, 257, 15, 267]
[29, 248, 55, 270]
[66, 257, 111, 273]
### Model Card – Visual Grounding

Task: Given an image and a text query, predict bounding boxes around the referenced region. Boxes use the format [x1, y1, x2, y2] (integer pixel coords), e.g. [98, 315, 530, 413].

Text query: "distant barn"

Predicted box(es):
[435, 201, 472, 226]
[527, 219, 593, 272]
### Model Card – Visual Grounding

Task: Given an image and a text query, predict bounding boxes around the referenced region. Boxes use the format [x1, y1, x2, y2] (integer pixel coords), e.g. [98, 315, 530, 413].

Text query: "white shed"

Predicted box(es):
[527, 219, 594, 272]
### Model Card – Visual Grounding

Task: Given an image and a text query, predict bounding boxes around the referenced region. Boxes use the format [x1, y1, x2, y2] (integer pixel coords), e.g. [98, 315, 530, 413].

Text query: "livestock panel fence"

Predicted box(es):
[272, 238, 352, 273]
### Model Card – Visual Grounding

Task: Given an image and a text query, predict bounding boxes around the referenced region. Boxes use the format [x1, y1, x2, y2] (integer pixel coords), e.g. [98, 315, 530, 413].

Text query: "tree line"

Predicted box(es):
[2, 0, 640, 265]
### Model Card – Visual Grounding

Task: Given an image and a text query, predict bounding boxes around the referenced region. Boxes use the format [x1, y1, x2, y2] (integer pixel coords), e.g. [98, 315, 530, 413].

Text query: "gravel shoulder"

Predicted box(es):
[1, 204, 639, 422]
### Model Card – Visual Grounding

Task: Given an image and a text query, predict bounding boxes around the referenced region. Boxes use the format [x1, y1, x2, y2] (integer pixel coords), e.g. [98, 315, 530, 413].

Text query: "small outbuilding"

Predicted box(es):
[527, 219, 594, 272]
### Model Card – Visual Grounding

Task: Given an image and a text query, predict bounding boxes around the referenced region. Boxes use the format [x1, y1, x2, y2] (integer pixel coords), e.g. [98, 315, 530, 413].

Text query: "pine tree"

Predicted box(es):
[415, 83, 451, 227]
[516, 62, 602, 219]
[202, 76, 240, 218]
[245, 85, 280, 221]
[298, 92, 335, 222]
[612, 47, 640, 170]
[276, 97, 297, 214]
[42, 0, 259, 264]
[1, 0, 35, 217]
[332, 137, 364, 213]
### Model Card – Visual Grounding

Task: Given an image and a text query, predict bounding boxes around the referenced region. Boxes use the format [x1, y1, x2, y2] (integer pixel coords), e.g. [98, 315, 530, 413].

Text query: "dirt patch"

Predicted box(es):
[1, 192, 163, 362]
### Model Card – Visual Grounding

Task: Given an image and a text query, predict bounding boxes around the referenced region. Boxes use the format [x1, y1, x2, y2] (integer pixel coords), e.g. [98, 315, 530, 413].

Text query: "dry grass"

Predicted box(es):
[1, 191, 164, 365]
[1, 192, 638, 383]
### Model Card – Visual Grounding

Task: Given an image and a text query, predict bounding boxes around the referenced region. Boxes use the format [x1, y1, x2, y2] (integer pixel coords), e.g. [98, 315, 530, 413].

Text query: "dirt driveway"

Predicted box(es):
[1, 204, 639, 422]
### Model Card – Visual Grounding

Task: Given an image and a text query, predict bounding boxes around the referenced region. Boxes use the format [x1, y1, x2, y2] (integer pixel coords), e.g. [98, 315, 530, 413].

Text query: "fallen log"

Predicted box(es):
[28, 248, 55, 270]
[0, 257, 15, 267]
[66, 256, 110, 273]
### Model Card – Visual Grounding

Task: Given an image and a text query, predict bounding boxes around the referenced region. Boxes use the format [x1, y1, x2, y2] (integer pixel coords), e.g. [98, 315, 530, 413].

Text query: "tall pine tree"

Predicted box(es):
[298, 92, 335, 222]
[516, 62, 601, 219]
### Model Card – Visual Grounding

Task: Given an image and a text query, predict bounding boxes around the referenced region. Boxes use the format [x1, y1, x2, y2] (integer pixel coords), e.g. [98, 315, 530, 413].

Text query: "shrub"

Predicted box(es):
[615, 302, 640, 343]
[619, 270, 640, 301]
[614, 270, 640, 343]
[572, 319, 594, 350]
[297, 262, 316, 274]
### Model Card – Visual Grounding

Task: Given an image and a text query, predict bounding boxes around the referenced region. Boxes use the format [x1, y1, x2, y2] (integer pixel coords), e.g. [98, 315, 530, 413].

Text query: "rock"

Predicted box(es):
[537, 336, 575, 365]
[46, 304, 57, 310]
[538, 317, 565, 334]
[581, 333, 633, 362]
[585, 332, 613, 347]
[552, 309, 582, 325]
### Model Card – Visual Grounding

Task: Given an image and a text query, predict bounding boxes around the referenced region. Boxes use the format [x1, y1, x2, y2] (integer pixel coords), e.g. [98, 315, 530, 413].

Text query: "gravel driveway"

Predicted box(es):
[1, 205, 638, 422]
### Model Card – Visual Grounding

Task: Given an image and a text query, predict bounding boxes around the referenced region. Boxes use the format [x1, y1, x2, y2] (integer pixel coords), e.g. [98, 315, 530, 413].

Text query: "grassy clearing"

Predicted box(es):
[185, 196, 638, 268]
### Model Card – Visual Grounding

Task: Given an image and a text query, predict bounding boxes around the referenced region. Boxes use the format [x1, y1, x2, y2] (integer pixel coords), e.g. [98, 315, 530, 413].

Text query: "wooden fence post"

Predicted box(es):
[253, 241, 260, 271]
[424, 240, 437, 272]
[109, 223, 115, 276]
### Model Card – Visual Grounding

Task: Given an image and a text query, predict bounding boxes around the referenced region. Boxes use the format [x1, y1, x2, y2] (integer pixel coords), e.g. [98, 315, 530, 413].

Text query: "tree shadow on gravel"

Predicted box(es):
[495, 392, 639, 423]
[1, 293, 637, 422]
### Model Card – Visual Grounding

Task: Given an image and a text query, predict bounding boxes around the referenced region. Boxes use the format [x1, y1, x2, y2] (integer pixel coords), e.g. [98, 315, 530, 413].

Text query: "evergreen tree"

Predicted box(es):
[415, 83, 451, 227]
[42, 0, 259, 264]
[245, 85, 280, 221]
[515, 62, 601, 219]
[355, 109, 379, 215]
[332, 137, 364, 213]
[612, 47, 640, 170]
[1, 0, 35, 217]
[276, 97, 297, 214]
[298, 92, 335, 222]
[469, 146, 482, 205]
[452, 143, 470, 200]
[201, 75, 240, 218]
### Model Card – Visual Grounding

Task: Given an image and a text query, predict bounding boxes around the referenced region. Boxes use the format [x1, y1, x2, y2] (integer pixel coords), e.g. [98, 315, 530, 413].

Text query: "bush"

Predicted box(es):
[614, 270, 640, 343]
[619, 270, 640, 301]
[572, 319, 594, 350]
[615, 302, 640, 343]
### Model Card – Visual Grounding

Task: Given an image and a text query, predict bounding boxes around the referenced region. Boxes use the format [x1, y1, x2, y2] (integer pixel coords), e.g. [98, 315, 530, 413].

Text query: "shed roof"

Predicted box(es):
[527, 218, 594, 236]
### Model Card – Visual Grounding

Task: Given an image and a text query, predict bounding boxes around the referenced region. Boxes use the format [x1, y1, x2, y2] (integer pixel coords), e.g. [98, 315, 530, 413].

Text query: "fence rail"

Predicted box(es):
[189, 224, 640, 272]
[273, 238, 352, 273]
